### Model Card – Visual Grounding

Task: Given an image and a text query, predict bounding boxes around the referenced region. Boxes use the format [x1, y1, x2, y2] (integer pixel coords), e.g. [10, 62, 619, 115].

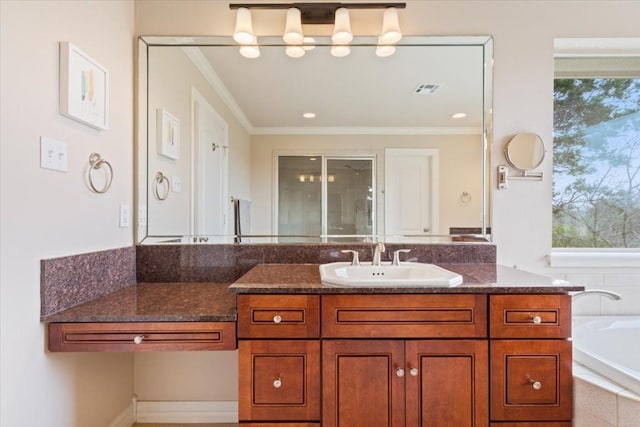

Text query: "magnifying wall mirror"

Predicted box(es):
[505, 133, 545, 174]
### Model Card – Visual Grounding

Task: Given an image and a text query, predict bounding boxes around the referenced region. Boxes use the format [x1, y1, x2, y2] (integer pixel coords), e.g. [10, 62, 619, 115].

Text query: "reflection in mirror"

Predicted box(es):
[505, 133, 545, 172]
[136, 36, 493, 244]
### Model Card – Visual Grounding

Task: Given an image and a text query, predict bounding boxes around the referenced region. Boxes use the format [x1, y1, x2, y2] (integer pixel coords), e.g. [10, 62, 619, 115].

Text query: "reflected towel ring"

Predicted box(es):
[87, 152, 113, 194]
[153, 171, 170, 201]
[460, 191, 472, 204]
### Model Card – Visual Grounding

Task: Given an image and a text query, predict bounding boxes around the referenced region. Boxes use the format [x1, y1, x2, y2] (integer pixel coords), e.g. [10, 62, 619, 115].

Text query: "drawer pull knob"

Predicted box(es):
[396, 368, 405, 378]
[273, 378, 282, 388]
[532, 315, 542, 324]
[409, 367, 419, 377]
[273, 314, 282, 324]
[133, 335, 145, 345]
[530, 379, 542, 390]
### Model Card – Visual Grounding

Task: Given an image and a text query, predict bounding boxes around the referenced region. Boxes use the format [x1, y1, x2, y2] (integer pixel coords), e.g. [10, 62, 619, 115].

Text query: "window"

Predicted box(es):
[553, 57, 640, 249]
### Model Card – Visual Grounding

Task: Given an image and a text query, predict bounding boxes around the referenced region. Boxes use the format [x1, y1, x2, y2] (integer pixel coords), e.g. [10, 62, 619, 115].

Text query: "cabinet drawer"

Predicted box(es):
[490, 295, 571, 338]
[48, 322, 236, 352]
[238, 295, 319, 338]
[490, 340, 573, 421]
[322, 294, 487, 338]
[239, 340, 320, 422]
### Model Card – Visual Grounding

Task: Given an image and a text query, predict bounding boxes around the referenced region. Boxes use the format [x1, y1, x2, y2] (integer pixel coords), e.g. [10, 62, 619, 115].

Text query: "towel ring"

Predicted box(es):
[153, 171, 170, 201]
[87, 153, 113, 194]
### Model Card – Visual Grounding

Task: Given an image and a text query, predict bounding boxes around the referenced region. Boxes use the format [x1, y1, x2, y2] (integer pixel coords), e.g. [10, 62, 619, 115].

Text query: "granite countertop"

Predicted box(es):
[229, 263, 585, 294]
[42, 282, 236, 323]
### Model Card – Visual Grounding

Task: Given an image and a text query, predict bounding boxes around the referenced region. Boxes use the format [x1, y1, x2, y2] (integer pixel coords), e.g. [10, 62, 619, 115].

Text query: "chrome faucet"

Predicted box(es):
[372, 241, 386, 266]
[571, 289, 622, 301]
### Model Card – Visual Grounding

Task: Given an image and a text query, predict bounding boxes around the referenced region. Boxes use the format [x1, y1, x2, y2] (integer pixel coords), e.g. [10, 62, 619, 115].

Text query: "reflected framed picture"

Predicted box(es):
[59, 42, 109, 130]
[157, 108, 180, 160]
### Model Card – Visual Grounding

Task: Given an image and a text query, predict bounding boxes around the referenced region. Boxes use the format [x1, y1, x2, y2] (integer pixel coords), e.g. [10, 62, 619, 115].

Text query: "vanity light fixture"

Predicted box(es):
[229, 3, 406, 58]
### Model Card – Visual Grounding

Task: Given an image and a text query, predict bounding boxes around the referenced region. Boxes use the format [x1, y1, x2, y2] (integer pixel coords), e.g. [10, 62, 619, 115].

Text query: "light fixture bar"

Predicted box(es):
[229, 3, 406, 24]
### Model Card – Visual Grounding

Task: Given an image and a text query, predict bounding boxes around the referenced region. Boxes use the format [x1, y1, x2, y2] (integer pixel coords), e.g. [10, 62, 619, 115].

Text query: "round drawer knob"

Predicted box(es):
[273, 378, 282, 388]
[396, 368, 405, 378]
[133, 335, 145, 345]
[409, 368, 419, 377]
[532, 315, 542, 324]
[273, 314, 282, 324]
[530, 380, 542, 390]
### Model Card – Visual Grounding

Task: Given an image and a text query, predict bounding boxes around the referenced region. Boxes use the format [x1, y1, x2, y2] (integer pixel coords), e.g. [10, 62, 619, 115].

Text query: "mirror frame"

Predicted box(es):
[505, 132, 545, 173]
[136, 35, 494, 244]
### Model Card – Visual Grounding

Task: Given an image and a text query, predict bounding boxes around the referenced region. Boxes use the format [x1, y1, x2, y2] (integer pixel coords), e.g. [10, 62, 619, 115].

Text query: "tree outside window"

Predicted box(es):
[553, 77, 640, 248]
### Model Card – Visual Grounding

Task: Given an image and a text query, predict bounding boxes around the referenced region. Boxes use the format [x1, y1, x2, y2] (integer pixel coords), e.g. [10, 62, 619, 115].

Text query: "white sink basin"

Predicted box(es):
[319, 262, 463, 287]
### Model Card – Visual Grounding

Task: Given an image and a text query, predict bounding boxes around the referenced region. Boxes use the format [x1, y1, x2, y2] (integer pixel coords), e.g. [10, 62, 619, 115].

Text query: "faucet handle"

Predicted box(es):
[392, 249, 411, 266]
[341, 250, 360, 266]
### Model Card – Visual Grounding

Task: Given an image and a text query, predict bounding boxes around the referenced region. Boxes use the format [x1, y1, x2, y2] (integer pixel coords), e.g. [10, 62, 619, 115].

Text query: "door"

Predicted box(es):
[192, 89, 229, 237]
[384, 148, 438, 238]
[322, 340, 405, 427]
[405, 340, 489, 427]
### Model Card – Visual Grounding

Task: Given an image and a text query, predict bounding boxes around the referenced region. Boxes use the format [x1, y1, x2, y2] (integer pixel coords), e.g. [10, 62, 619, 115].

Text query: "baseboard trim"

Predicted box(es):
[108, 401, 136, 427]
[136, 400, 238, 423]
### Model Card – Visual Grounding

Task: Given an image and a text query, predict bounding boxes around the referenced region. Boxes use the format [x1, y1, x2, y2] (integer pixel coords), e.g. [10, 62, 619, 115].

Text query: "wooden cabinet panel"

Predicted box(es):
[48, 322, 235, 352]
[490, 295, 571, 339]
[238, 295, 319, 339]
[322, 340, 405, 427]
[406, 340, 488, 427]
[490, 423, 571, 427]
[490, 340, 573, 421]
[322, 294, 487, 338]
[240, 424, 319, 427]
[239, 340, 320, 422]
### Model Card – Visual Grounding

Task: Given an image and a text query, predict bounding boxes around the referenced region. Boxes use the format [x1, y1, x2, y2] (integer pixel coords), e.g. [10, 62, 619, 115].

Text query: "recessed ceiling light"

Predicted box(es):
[303, 112, 316, 119]
[309, 157, 317, 161]
[452, 113, 467, 119]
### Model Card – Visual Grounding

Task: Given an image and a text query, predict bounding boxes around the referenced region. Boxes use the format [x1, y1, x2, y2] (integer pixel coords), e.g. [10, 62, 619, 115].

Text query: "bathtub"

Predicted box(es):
[573, 316, 640, 396]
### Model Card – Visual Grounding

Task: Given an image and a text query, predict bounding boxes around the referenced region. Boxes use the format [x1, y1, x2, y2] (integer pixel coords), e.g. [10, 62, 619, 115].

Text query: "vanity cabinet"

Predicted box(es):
[237, 291, 574, 427]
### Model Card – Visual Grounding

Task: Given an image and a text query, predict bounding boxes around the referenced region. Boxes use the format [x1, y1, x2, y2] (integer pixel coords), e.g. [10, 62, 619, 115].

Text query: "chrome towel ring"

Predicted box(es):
[87, 152, 113, 194]
[153, 171, 170, 201]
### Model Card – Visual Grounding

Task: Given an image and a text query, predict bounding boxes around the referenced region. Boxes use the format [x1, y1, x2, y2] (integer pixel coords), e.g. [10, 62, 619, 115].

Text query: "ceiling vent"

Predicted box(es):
[413, 83, 441, 94]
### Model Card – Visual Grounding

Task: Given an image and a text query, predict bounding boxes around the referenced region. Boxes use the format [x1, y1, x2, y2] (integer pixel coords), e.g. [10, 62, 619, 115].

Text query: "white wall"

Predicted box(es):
[134, 0, 640, 404]
[0, 1, 135, 426]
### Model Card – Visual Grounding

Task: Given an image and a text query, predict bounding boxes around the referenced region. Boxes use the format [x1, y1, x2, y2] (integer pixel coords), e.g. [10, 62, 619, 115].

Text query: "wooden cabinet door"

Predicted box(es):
[490, 340, 573, 421]
[239, 340, 320, 422]
[322, 340, 405, 427]
[405, 340, 488, 427]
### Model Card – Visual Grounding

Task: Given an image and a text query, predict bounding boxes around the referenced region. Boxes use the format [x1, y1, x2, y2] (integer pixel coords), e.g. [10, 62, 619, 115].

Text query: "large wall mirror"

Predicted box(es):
[136, 36, 493, 244]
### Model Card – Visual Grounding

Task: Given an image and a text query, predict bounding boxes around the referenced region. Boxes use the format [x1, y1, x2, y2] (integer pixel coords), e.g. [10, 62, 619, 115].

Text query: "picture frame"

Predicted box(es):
[157, 109, 180, 160]
[59, 42, 109, 130]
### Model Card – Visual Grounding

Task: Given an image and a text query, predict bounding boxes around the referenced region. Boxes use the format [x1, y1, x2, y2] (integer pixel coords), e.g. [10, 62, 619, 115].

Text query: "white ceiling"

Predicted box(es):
[192, 36, 486, 134]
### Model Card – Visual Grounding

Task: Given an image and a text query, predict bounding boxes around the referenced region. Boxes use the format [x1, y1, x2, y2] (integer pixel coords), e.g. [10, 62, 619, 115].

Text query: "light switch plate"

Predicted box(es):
[171, 176, 182, 193]
[119, 204, 130, 228]
[40, 137, 68, 172]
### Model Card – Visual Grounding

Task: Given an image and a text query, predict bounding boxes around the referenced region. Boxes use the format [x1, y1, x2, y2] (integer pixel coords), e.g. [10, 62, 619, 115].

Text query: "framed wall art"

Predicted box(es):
[59, 42, 109, 130]
[157, 108, 180, 160]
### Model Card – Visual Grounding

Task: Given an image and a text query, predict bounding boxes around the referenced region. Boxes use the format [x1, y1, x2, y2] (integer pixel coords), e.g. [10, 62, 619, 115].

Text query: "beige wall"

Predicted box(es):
[0, 1, 135, 426]
[134, 0, 640, 403]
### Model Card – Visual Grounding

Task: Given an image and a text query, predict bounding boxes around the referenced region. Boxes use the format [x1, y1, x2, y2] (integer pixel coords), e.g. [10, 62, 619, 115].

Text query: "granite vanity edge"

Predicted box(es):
[228, 284, 585, 294]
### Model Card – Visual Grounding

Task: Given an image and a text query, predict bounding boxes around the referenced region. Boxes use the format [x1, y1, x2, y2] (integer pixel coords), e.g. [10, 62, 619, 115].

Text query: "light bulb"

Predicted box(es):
[283, 8, 304, 45]
[285, 45, 305, 58]
[233, 8, 255, 45]
[331, 45, 351, 57]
